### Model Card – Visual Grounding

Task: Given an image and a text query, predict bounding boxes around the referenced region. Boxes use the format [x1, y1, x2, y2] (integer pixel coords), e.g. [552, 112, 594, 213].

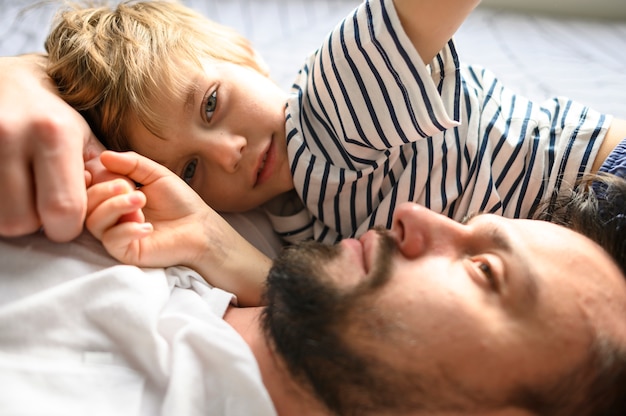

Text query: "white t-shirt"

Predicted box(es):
[0, 232, 276, 416]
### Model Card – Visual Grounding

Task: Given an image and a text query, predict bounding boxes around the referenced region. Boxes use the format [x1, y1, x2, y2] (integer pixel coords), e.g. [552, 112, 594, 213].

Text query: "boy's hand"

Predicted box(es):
[87, 150, 271, 307]
[85, 177, 150, 248]
[86, 150, 213, 269]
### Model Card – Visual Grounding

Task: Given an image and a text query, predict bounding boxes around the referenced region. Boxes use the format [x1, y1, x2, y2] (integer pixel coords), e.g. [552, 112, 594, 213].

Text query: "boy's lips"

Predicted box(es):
[254, 137, 276, 187]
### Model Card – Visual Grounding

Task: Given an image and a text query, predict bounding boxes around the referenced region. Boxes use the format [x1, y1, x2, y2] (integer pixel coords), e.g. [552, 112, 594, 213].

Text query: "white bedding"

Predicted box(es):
[4, 0, 623, 116]
[1, 0, 625, 414]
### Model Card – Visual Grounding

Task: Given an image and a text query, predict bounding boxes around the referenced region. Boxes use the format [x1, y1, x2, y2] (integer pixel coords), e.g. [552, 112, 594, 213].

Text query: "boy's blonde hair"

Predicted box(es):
[45, 0, 269, 151]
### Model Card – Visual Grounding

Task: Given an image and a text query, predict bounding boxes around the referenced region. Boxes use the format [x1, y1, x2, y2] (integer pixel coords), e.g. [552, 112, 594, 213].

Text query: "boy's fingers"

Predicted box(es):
[119, 210, 146, 225]
[101, 221, 154, 264]
[99, 151, 175, 186]
[86, 179, 136, 216]
[85, 150, 136, 188]
[86, 191, 146, 239]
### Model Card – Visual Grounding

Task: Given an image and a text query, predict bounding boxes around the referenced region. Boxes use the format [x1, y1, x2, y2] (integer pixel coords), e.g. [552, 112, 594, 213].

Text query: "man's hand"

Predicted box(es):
[0, 54, 102, 242]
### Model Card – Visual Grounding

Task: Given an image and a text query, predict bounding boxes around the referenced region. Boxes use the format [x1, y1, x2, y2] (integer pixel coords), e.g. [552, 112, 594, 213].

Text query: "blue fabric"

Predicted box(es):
[593, 137, 626, 222]
[598, 137, 626, 178]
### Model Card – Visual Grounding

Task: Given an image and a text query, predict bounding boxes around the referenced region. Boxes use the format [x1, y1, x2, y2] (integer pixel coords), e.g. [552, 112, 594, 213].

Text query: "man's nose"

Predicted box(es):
[210, 132, 246, 173]
[389, 202, 468, 258]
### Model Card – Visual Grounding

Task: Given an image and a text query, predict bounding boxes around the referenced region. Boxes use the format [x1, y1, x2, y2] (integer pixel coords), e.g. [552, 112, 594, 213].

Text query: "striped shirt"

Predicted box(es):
[272, 0, 611, 244]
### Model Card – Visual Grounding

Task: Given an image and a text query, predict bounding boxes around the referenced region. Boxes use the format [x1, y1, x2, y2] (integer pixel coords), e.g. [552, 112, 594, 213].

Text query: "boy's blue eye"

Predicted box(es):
[205, 90, 217, 121]
[183, 159, 198, 184]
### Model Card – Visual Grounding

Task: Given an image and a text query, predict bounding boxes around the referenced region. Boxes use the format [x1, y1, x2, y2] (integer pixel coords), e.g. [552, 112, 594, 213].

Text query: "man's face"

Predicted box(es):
[265, 203, 626, 413]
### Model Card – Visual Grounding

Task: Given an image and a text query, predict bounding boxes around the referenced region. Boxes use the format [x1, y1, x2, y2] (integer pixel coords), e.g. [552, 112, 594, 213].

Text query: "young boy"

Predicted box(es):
[45, 0, 626, 247]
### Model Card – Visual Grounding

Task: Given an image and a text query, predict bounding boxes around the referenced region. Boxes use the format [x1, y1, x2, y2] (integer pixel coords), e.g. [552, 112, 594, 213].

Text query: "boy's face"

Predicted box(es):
[126, 59, 294, 212]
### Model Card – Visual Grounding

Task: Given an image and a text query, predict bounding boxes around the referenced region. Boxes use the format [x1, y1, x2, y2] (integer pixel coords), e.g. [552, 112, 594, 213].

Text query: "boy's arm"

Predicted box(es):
[393, 0, 480, 63]
[86, 151, 270, 307]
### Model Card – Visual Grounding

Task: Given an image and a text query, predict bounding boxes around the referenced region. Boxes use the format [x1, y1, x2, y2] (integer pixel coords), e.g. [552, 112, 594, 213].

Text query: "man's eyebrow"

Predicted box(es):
[485, 222, 511, 252]
[491, 222, 540, 306]
[462, 212, 511, 252]
[465, 213, 539, 305]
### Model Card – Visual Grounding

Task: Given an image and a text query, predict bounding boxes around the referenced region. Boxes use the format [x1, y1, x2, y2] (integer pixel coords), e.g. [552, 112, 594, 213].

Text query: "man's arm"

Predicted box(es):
[0, 54, 102, 242]
[393, 0, 480, 63]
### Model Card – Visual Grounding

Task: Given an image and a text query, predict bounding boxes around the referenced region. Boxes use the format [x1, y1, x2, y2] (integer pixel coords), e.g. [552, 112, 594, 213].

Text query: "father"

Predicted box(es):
[262, 200, 626, 415]
[1, 194, 626, 415]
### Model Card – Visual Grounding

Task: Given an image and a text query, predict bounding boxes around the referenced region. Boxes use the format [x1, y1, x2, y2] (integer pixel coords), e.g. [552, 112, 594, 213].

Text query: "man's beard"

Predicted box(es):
[263, 227, 396, 308]
[260, 229, 401, 415]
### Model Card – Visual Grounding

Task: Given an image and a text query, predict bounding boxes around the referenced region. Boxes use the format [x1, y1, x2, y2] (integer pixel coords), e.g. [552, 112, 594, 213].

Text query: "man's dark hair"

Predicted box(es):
[573, 337, 626, 416]
[508, 336, 626, 416]
[531, 172, 626, 414]
[533, 172, 626, 275]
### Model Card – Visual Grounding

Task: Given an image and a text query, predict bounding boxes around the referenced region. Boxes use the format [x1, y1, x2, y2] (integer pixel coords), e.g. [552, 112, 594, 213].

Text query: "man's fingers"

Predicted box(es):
[33, 134, 87, 242]
[0, 110, 39, 236]
[0, 155, 39, 237]
[0, 55, 102, 241]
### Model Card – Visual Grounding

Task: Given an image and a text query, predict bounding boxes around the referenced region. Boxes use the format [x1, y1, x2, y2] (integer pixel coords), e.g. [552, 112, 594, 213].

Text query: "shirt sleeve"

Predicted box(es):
[288, 0, 461, 166]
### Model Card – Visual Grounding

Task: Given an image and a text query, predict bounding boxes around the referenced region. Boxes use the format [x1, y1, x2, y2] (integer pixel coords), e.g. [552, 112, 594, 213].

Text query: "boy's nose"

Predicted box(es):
[211, 132, 246, 173]
[389, 202, 468, 259]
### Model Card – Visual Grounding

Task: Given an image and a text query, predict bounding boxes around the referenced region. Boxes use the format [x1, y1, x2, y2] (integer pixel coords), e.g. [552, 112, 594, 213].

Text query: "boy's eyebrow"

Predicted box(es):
[183, 80, 201, 114]
[184, 86, 197, 113]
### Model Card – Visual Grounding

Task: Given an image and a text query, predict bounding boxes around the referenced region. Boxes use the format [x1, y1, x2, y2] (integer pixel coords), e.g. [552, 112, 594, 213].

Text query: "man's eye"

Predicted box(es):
[477, 261, 499, 291]
[205, 90, 217, 121]
[183, 159, 198, 184]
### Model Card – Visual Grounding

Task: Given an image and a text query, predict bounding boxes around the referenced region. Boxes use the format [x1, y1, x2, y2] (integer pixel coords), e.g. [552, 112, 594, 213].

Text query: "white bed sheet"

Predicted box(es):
[455, 7, 626, 117]
[4, 1, 623, 116]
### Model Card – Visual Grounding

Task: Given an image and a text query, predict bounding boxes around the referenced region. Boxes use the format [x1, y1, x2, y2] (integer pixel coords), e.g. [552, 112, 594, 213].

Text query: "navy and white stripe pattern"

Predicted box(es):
[279, 0, 610, 244]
